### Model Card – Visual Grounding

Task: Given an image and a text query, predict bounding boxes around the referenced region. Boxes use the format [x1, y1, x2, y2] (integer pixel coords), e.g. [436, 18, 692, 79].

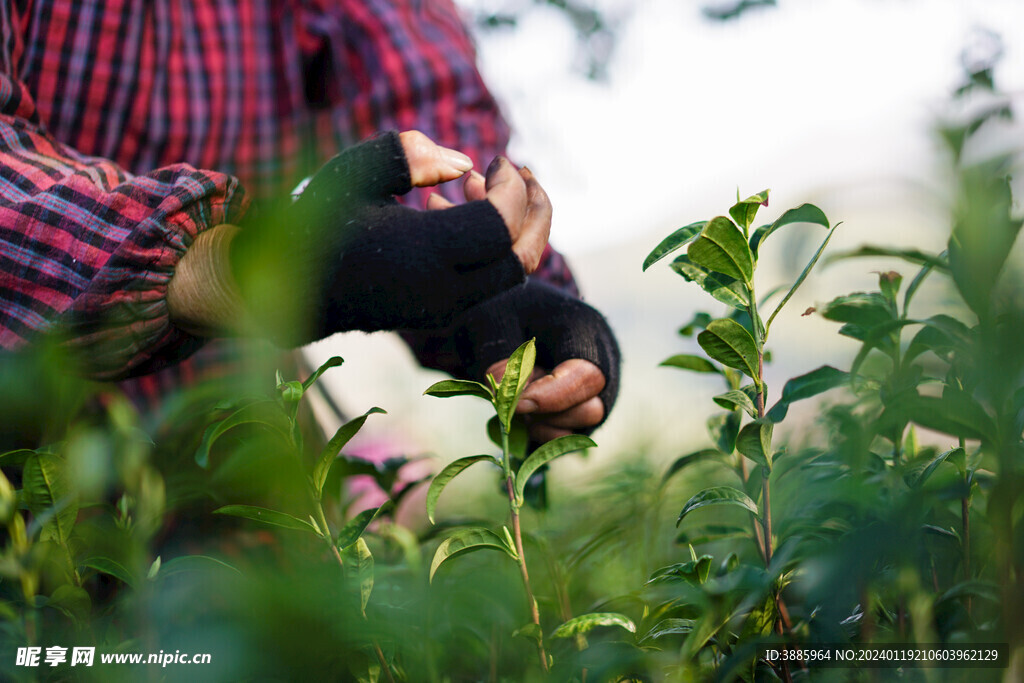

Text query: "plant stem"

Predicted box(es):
[506, 475, 549, 672]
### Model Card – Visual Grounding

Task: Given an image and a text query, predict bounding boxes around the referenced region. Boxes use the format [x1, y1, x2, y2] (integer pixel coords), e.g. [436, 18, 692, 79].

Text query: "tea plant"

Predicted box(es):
[423, 338, 636, 673]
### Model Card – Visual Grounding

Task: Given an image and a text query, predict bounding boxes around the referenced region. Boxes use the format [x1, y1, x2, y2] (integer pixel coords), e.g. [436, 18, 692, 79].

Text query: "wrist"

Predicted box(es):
[167, 224, 246, 337]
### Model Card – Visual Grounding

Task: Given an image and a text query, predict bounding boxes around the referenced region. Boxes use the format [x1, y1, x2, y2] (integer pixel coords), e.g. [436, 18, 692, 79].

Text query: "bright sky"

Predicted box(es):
[458, 0, 1024, 255]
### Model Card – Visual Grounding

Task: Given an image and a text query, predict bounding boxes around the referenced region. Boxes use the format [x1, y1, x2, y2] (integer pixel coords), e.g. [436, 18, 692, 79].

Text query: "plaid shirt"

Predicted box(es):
[0, 1, 576, 399]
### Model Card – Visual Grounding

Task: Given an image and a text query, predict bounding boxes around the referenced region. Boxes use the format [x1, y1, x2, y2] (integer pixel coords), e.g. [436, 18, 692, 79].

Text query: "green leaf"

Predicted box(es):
[698, 318, 759, 380]
[81, 557, 135, 588]
[495, 339, 537, 431]
[736, 420, 773, 470]
[22, 453, 76, 545]
[678, 311, 713, 337]
[767, 365, 849, 422]
[708, 412, 741, 455]
[765, 221, 841, 334]
[512, 623, 544, 644]
[901, 389, 996, 443]
[729, 189, 770, 231]
[158, 555, 241, 578]
[550, 612, 636, 639]
[147, 556, 162, 581]
[423, 379, 493, 401]
[821, 292, 895, 330]
[713, 387, 758, 418]
[515, 435, 596, 503]
[426, 455, 500, 524]
[828, 246, 949, 268]
[670, 255, 749, 308]
[342, 537, 374, 618]
[337, 501, 395, 549]
[277, 380, 303, 403]
[302, 356, 343, 391]
[213, 505, 317, 533]
[750, 202, 830, 254]
[47, 585, 90, 624]
[429, 528, 517, 582]
[662, 449, 725, 484]
[911, 447, 967, 488]
[312, 407, 387, 498]
[195, 399, 292, 468]
[639, 618, 695, 642]
[677, 486, 760, 526]
[642, 221, 706, 271]
[661, 354, 721, 374]
[688, 216, 754, 283]
[648, 556, 714, 585]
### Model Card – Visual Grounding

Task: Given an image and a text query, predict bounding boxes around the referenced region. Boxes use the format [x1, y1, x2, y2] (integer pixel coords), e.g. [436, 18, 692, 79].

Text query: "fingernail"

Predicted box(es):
[487, 156, 505, 177]
[469, 170, 486, 184]
[442, 148, 473, 173]
[517, 398, 538, 414]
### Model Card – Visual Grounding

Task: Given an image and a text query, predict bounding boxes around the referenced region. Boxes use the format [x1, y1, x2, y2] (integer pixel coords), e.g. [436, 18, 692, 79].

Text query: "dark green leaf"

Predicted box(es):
[698, 318, 759, 380]
[423, 379, 492, 401]
[901, 389, 996, 443]
[639, 618, 695, 642]
[736, 420, 773, 470]
[337, 501, 395, 549]
[825, 245, 948, 271]
[767, 365, 849, 422]
[663, 449, 725, 484]
[750, 202, 830, 254]
[429, 528, 517, 582]
[713, 388, 757, 418]
[81, 557, 135, 588]
[671, 255, 749, 308]
[302, 356, 343, 391]
[648, 556, 713, 586]
[515, 435, 595, 502]
[22, 453, 76, 545]
[911, 447, 967, 488]
[213, 505, 317, 533]
[550, 612, 636, 639]
[642, 221, 706, 271]
[688, 216, 754, 283]
[312, 407, 387, 498]
[678, 311, 713, 337]
[765, 221, 841, 334]
[47, 585, 90, 624]
[708, 412, 741, 455]
[661, 354, 721, 374]
[158, 555, 241, 578]
[426, 456, 499, 524]
[729, 190, 770, 231]
[677, 486, 760, 526]
[195, 399, 292, 468]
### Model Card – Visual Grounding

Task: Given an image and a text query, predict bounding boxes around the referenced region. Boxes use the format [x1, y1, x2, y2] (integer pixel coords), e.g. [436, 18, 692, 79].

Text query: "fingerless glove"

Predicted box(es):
[453, 279, 621, 426]
[231, 132, 525, 346]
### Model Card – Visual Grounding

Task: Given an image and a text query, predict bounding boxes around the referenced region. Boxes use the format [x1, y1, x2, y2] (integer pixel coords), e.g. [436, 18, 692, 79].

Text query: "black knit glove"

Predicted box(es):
[231, 132, 524, 346]
[453, 278, 621, 428]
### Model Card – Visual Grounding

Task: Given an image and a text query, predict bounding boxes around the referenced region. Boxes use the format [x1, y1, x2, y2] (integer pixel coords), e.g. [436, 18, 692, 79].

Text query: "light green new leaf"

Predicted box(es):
[677, 486, 760, 526]
[750, 202, 830, 254]
[342, 537, 374, 617]
[337, 501, 395, 549]
[495, 339, 537, 431]
[302, 356, 343, 391]
[697, 319, 759, 380]
[515, 435, 596, 502]
[661, 354, 722, 374]
[213, 505, 317, 533]
[429, 528, 517, 583]
[912, 447, 967, 488]
[670, 255, 749, 308]
[426, 455, 500, 524]
[22, 453, 76, 545]
[688, 216, 754, 283]
[550, 612, 636, 639]
[423, 379, 493, 401]
[195, 399, 292, 468]
[736, 420, 774, 470]
[642, 221, 706, 271]
[312, 407, 387, 498]
[729, 189, 770, 231]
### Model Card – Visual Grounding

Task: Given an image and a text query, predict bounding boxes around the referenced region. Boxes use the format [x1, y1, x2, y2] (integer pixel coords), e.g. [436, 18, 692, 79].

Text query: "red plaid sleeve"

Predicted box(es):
[0, 5, 247, 380]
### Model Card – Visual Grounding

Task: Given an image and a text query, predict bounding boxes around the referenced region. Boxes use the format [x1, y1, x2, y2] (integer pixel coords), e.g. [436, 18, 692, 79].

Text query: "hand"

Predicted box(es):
[486, 357, 606, 443]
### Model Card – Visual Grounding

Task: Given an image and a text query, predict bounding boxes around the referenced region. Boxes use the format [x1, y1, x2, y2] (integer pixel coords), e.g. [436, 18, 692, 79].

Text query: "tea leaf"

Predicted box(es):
[312, 407, 387, 498]
[910, 447, 967, 488]
[550, 612, 636, 638]
[736, 420, 773, 470]
[276, 380, 303, 403]
[302, 355, 343, 391]
[648, 556, 714, 585]
[515, 435, 595, 503]
[708, 412, 741, 455]
[158, 555, 241, 578]
[23, 453, 76, 545]
[698, 319, 759, 380]
[47, 585, 91, 624]
[901, 389, 996, 443]
[677, 486, 760, 526]
[671, 255, 749, 308]
[661, 354, 721, 374]
[639, 618, 695, 642]
[750, 202, 830, 255]
[713, 388, 757, 418]
[342, 537, 374, 618]
[642, 220, 706, 271]
[495, 339, 537, 431]
[213, 505, 317, 533]
[689, 216, 754, 284]
[767, 365, 849, 422]
[825, 245, 948, 271]
[729, 189, 769, 231]
[512, 623, 544, 644]
[195, 399, 292, 468]
[81, 557, 135, 588]
[423, 379, 493, 401]
[337, 501, 395, 549]
[663, 449, 725, 484]
[429, 528, 518, 582]
[426, 455, 500, 524]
